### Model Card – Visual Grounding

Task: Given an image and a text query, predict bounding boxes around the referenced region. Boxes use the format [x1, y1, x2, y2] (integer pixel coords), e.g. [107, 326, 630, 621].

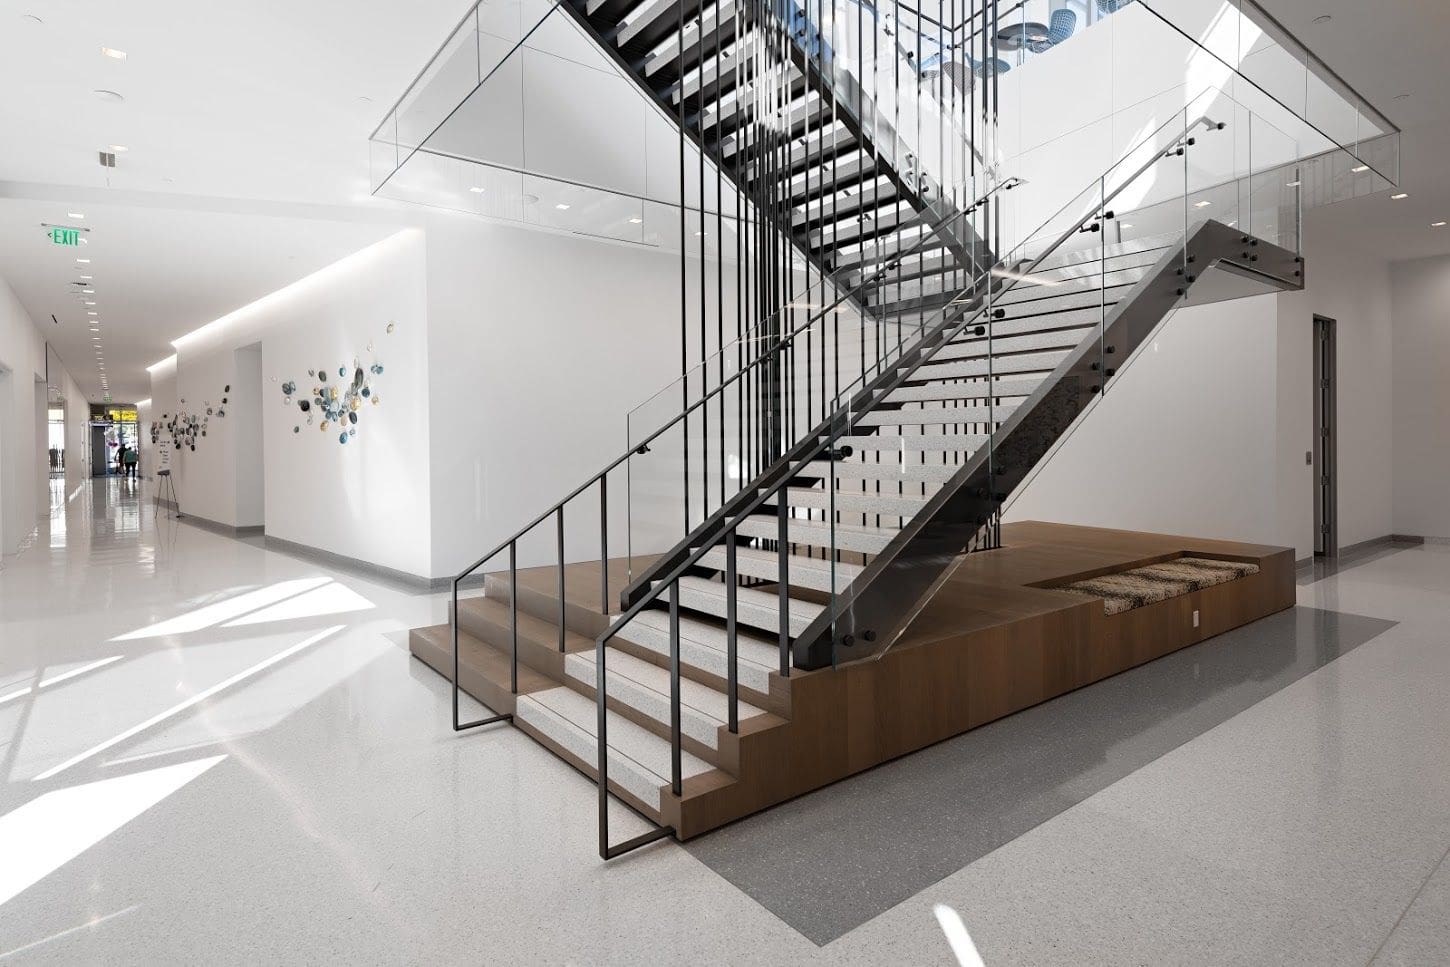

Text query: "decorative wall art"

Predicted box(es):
[152, 384, 230, 452]
[278, 323, 390, 442]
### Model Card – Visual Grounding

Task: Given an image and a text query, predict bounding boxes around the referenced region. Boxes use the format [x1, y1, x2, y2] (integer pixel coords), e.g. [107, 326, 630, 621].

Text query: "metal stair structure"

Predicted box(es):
[399, 0, 1342, 857]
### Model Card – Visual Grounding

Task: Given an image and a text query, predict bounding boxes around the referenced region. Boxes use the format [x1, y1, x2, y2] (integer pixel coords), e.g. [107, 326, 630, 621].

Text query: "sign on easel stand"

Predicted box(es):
[154, 441, 181, 519]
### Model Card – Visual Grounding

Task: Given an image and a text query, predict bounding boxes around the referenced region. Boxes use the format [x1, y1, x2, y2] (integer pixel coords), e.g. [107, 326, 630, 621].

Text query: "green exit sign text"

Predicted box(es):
[48, 227, 80, 246]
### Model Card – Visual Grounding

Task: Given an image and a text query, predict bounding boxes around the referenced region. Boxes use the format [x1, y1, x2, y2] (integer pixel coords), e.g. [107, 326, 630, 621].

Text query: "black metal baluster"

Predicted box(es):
[726, 529, 739, 732]
[670, 579, 683, 795]
[557, 505, 566, 651]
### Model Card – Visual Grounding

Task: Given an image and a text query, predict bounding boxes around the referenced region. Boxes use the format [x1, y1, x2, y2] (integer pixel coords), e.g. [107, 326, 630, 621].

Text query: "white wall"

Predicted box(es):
[158, 230, 433, 577]
[1390, 255, 1450, 539]
[425, 216, 687, 576]
[1008, 211, 1394, 561]
[1275, 220, 1394, 554]
[1007, 292, 1282, 544]
[0, 275, 49, 554]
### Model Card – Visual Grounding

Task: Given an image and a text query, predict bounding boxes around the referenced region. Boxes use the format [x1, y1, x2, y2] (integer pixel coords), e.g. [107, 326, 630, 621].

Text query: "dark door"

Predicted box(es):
[1313, 316, 1337, 558]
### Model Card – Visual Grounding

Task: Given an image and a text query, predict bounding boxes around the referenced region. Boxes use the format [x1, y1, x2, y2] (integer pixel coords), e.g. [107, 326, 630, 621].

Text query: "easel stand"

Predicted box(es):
[155, 469, 183, 519]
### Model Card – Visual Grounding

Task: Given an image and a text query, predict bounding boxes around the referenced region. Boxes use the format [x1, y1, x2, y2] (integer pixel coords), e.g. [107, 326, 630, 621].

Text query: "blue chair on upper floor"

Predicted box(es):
[1098, 0, 1136, 14]
[1028, 9, 1077, 53]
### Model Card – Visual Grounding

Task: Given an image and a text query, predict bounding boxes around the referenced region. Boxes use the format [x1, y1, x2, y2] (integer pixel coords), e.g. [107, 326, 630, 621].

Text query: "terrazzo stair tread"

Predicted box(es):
[981, 304, 1116, 339]
[906, 350, 1070, 382]
[615, 609, 778, 692]
[857, 403, 1013, 425]
[564, 649, 768, 752]
[930, 328, 1090, 362]
[883, 379, 1041, 405]
[673, 575, 825, 637]
[842, 431, 991, 453]
[452, 595, 594, 658]
[614, 0, 680, 46]
[697, 544, 864, 592]
[515, 686, 715, 815]
[798, 457, 963, 484]
[736, 515, 895, 554]
[765, 486, 932, 518]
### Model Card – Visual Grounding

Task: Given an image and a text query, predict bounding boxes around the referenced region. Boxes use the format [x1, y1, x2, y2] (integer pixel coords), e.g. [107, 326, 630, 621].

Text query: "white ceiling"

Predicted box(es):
[1255, 0, 1450, 262]
[0, 0, 1446, 404]
[0, 0, 467, 403]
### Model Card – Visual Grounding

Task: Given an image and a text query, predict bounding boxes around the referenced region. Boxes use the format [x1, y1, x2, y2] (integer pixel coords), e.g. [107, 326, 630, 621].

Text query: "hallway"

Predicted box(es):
[1, 480, 1448, 964]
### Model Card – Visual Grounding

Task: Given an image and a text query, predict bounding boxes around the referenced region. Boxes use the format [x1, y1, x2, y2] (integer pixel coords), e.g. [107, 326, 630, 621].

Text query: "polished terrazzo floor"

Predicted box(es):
[0, 478, 1447, 965]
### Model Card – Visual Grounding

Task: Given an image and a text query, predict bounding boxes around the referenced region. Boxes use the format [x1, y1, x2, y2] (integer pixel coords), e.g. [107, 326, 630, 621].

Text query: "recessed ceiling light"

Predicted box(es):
[1312, 14, 1332, 24]
[92, 89, 125, 103]
[100, 47, 127, 60]
[68, 212, 84, 219]
[82, 289, 94, 294]
[1351, 164, 1369, 173]
[80, 275, 92, 280]
[1286, 180, 1301, 187]
[1120, 222, 1133, 229]
[76, 258, 90, 264]
[555, 203, 571, 210]
[1391, 192, 1409, 200]
[87, 311, 97, 316]
[108, 144, 129, 153]
[1395, 93, 1412, 101]
[84, 301, 96, 306]
[1433, 221, 1447, 227]
[468, 186, 485, 193]
[628, 217, 642, 224]
[1194, 200, 1212, 208]
[523, 193, 539, 204]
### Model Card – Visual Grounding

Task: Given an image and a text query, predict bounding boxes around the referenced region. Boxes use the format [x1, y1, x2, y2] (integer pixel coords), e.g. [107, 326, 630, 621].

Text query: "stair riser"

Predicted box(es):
[408, 628, 523, 718]
[673, 586, 814, 638]
[483, 573, 614, 640]
[451, 600, 570, 680]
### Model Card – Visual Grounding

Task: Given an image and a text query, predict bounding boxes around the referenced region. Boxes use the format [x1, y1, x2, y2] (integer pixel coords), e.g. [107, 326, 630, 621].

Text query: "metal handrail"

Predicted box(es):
[445, 175, 1017, 733]
[594, 103, 1220, 856]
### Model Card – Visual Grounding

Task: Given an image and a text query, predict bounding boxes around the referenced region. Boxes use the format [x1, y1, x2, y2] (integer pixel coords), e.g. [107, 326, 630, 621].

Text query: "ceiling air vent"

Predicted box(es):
[98, 151, 116, 168]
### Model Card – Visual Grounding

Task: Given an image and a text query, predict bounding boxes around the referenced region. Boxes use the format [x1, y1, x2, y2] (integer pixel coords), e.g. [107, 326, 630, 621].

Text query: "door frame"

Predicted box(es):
[1313, 315, 1338, 558]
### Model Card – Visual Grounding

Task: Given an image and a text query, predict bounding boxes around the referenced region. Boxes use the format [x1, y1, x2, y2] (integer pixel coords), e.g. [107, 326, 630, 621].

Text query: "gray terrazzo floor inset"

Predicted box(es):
[684, 605, 1397, 946]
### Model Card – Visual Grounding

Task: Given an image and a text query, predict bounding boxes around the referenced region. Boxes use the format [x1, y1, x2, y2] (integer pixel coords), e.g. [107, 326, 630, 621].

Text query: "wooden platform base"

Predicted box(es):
[411, 522, 1295, 839]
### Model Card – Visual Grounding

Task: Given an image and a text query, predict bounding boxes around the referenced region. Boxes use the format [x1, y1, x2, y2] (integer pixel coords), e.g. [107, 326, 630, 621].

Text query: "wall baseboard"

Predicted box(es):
[171, 510, 264, 538]
[1296, 534, 1425, 570]
[1392, 533, 1450, 545]
[261, 534, 453, 590]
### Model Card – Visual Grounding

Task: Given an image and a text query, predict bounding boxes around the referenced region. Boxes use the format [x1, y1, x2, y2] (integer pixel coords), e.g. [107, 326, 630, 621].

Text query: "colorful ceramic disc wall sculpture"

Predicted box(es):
[278, 324, 389, 443]
[154, 384, 228, 452]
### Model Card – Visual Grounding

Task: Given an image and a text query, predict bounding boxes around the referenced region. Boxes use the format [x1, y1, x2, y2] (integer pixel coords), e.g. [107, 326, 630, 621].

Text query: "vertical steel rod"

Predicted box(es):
[556, 506, 566, 652]
[725, 529, 739, 732]
[776, 492, 791, 676]
[599, 475, 609, 614]
[508, 540, 519, 694]
[669, 580, 683, 795]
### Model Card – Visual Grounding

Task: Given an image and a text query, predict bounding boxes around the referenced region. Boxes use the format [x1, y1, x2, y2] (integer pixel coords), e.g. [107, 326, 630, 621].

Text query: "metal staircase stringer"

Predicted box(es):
[791, 219, 1306, 669]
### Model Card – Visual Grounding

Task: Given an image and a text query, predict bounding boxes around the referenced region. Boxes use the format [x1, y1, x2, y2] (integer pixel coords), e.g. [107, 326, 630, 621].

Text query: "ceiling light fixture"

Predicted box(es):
[1286, 180, 1301, 187]
[1194, 200, 1212, 208]
[101, 47, 127, 60]
[1433, 222, 1447, 228]
[85, 301, 96, 306]
[1351, 164, 1369, 173]
[1120, 223, 1133, 229]
[82, 289, 94, 294]
[108, 144, 129, 153]
[76, 258, 90, 264]
[628, 217, 642, 224]
[468, 186, 485, 193]
[1312, 14, 1331, 24]
[68, 212, 84, 219]
[92, 89, 125, 103]
[80, 275, 92, 280]
[1391, 192, 1408, 200]
[555, 203, 571, 210]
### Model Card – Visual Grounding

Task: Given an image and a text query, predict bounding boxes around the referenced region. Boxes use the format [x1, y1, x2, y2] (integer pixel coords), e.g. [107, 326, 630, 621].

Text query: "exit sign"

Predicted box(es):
[103, 393, 113, 403]
[48, 227, 80, 246]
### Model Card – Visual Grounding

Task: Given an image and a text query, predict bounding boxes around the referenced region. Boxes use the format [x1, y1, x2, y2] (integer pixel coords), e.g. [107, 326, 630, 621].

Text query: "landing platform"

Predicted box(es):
[412, 522, 1294, 838]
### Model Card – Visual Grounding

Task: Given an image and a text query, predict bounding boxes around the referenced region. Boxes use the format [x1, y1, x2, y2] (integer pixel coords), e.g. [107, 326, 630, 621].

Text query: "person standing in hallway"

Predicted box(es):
[123, 445, 138, 478]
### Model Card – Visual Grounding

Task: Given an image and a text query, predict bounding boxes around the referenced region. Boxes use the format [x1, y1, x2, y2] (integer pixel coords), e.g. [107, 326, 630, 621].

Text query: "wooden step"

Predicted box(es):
[408, 624, 557, 717]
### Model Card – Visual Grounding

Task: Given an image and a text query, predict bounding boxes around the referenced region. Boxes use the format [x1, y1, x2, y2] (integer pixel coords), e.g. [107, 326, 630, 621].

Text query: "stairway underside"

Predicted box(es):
[410, 522, 1294, 839]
